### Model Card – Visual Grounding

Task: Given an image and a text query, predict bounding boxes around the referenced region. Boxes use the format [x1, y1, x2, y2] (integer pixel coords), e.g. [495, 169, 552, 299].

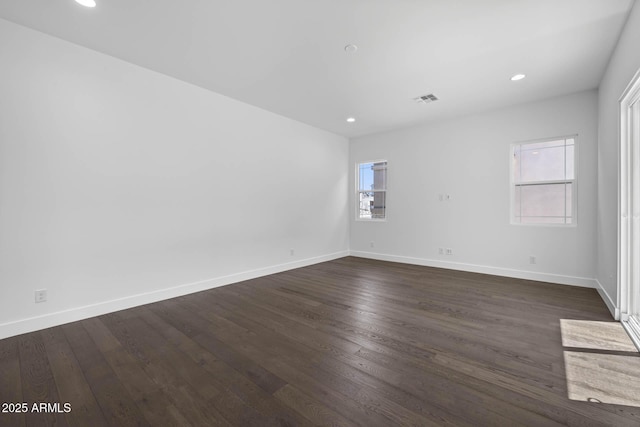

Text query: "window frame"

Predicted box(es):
[509, 135, 578, 226]
[618, 66, 640, 342]
[355, 159, 388, 221]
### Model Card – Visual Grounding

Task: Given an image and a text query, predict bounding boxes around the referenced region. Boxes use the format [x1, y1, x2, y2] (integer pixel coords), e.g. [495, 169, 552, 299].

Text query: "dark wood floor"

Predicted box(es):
[1, 257, 639, 426]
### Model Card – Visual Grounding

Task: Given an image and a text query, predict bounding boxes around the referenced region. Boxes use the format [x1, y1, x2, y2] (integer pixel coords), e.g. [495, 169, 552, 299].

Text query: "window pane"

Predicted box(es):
[358, 191, 372, 218]
[372, 162, 387, 190]
[358, 161, 387, 191]
[520, 145, 566, 182]
[519, 183, 567, 217]
[358, 191, 386, 219]
[513, 181, 573, 223]
[358, 163, 374, 191]
[513, 185, 521, 220]
[566, 145, 575, 179]
[371, 191, 386, 218]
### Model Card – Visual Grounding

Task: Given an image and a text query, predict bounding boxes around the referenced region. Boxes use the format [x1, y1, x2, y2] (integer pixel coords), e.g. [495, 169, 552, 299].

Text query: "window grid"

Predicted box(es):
[357, 161, 387, 220]
[511, 137, 576, 225]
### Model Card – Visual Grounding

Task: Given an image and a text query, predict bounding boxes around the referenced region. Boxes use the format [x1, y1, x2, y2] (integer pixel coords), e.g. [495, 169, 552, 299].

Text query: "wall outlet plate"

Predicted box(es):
[35, 289, 47, 303]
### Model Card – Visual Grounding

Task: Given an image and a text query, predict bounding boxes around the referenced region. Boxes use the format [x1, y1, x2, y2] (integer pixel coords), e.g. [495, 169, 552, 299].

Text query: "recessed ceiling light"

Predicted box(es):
[346, 117, 356, 123]
[511, 74, 526, 81]
[75, 0, 96, 7]
[344, 44, 358, 53]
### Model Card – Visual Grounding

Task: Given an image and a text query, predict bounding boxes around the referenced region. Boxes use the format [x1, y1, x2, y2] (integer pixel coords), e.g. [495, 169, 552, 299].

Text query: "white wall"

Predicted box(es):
[0, 19, 349, 339]
[350, 90, 598, 287]
[597, 0, 640, 315]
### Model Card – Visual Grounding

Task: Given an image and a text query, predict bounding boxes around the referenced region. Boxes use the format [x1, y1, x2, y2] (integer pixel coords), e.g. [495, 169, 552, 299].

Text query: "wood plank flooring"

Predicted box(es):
[1, 256, 640, 426]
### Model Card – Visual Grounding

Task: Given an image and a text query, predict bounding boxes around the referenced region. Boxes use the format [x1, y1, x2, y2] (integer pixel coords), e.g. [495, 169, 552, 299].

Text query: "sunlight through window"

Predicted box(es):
[560, 319, 640, 407]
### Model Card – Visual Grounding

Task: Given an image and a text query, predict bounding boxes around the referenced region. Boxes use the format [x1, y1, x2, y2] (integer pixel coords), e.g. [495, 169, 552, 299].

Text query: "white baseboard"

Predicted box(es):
[595, 279, 620, 320]
[0, 250, 349, 340]
[349, 250, 597, 288]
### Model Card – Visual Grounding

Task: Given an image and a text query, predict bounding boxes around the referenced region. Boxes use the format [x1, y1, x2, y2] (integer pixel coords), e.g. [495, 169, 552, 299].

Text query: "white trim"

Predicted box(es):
[621, 319, 640, 352]
[513, 179, 575, 186]
[620, 67, 640, 102]
[349, 250, 596, 288]
[0, 250, 349, 340]
[595, 279, 620, 320]
[618, 67, 640, 326]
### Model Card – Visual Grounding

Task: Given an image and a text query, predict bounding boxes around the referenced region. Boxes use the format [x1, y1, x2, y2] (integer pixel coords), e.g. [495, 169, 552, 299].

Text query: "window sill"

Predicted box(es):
[510, 222, 577, 228]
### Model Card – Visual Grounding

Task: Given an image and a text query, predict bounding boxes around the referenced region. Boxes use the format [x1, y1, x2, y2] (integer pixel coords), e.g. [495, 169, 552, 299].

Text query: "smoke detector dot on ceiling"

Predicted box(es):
[344, 44, 358, 53]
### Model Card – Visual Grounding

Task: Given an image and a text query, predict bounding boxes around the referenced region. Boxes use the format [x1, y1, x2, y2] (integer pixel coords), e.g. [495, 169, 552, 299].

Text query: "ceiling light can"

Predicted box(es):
[511, 74, 526, 81]
[344, 44, 358, 53]
[346, 117, 356, 123]
[75, 0, 96, 7]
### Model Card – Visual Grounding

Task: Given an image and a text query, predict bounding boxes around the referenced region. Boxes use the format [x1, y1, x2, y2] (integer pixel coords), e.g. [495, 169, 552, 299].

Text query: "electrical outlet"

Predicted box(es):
[444, 194, 451, 201]
[438, 248, 444, 255]
[529, 255, 536, 265]
[370, 241, 375, 248]
[35, 289, 47, 303]
[290, 248, 295, 256]
[446, 248, 453, 255]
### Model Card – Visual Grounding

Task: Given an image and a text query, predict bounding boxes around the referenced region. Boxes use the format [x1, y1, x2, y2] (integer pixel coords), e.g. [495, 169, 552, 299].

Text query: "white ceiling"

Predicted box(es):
[0, 0, 634, 137]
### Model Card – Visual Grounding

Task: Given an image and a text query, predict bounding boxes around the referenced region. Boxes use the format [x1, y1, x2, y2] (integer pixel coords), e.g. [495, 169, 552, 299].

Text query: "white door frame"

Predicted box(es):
[618, 67, 640, 350]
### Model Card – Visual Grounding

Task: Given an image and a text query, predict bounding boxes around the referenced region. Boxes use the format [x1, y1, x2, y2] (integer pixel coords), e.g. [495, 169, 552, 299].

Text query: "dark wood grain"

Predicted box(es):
[98, 312, 231, 426]
[61, 322, 149, 427]
[18, 333, 68, 427]
[0, 337, 25, 427]
[80, 317, 193, 426]
[40, 326, 107, 427]
[1, 256, 639, 426]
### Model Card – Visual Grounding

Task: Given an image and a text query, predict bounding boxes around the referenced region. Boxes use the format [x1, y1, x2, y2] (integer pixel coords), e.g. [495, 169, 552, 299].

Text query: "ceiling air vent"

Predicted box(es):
[414, 94, 439, 104]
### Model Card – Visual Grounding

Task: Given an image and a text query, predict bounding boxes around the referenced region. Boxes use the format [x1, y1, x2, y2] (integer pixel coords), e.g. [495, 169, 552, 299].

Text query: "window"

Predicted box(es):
[357, 161, 387, 219]
[511, 136, 576, 225]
